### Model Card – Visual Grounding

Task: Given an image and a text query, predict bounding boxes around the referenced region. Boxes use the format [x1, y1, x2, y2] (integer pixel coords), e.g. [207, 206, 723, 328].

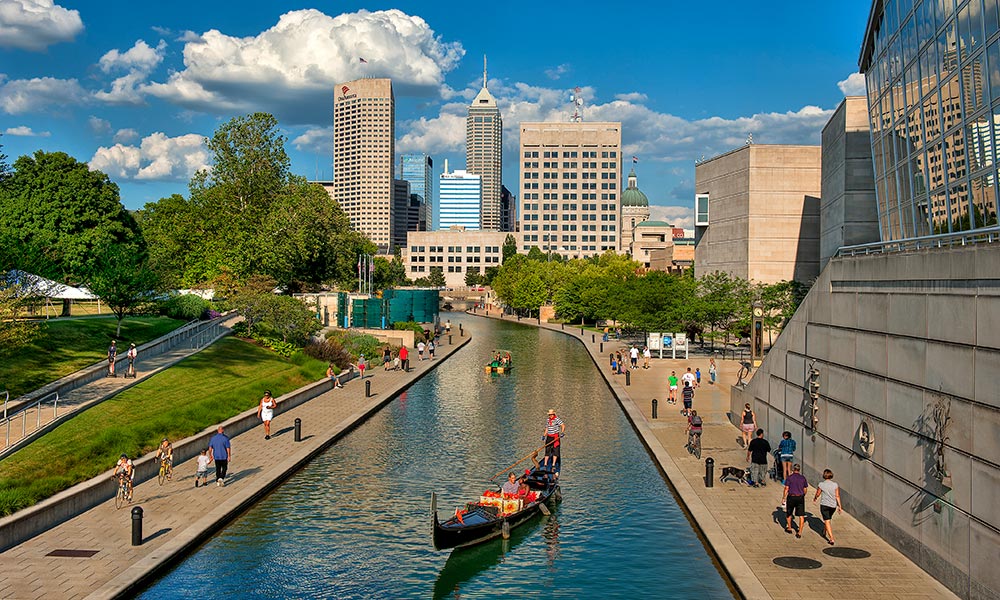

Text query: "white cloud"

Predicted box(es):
[0, 0, 82, 51]
[95, 39, 167, 104]
[88, 115, 111, 135]
[143, 8, 464, 124]
[0, 76, 87, 114]
[544, 63, 570, 80]
[4, 125, 49, 136]
[89, 132, 208, 181]
[397, 111, 466, 155]
[838, 72, 867, 96]
[649, 205, 694, 229]
[113, 128, 138, 143]
[615, 92, 647, 103]
[291, 126, 332, 155]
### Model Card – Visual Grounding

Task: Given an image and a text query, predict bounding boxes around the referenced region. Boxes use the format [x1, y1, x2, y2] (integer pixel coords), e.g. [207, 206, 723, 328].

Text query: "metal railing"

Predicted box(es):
[837, 226, 1000, 258]
[3, 391, 58, 450]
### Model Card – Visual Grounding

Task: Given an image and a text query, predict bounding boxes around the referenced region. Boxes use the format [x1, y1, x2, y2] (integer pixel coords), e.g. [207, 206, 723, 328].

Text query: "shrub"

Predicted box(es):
[393, 321, 426, 343]
[325, 330, 384, 363]
[230, 321, 249, 337]
[161, 294, 211, 321]
[255, 336, 297, 358]
[303, 339, 351, 368]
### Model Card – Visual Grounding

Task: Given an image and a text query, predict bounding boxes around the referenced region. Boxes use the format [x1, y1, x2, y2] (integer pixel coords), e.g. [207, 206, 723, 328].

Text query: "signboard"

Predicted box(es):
[672, 332, 689, 360]
[647, 333, 661, 351]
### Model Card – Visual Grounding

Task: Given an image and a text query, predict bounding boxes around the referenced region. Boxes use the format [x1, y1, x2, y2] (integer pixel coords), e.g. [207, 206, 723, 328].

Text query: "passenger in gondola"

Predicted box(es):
[501, 472, 520, 496]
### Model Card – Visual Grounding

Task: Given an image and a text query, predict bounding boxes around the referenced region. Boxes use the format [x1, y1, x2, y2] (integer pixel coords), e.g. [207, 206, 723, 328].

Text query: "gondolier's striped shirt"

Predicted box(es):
[545, 417, 564, 436]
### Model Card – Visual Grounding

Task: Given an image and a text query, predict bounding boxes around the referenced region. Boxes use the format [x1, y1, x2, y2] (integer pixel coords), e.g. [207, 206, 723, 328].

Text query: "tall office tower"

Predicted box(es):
[399, 154, 434, 230]
[500, 185, 517, 232]
[519, 122, 622, 258]
[391, 179, 411, 251]
[466, 57, 503, 231]
[333, 78, 395, 252]
[439, 160, 482, 230]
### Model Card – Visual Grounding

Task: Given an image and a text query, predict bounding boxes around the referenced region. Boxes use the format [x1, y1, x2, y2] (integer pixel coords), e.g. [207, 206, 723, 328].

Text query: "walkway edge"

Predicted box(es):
[471, 312, 769, 600]
[85, 335, 472, 600]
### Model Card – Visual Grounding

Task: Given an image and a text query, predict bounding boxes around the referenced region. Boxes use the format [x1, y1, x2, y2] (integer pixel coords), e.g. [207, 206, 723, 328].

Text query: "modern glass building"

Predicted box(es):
[438, 167, 481, 230]
[860, 0, 1000, 241]
[399, 153, 433, 230]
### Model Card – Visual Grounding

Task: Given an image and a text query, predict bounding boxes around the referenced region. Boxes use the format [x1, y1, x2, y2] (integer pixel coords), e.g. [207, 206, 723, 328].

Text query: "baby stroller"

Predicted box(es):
[768, 449, 782, 482]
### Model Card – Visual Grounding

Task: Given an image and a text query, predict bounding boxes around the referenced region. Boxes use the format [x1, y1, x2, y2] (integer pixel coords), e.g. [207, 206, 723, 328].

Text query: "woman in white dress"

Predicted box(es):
[258, 390, 277, 440]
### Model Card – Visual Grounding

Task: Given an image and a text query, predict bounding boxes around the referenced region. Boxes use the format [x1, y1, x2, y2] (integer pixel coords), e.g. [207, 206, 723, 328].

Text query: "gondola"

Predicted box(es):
[432, 463, 561, 551]
[484, 349, 514, 374]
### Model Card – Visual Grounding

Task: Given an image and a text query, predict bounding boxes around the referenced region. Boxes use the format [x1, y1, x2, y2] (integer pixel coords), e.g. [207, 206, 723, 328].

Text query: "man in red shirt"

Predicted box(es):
[399, 345, 409, 372]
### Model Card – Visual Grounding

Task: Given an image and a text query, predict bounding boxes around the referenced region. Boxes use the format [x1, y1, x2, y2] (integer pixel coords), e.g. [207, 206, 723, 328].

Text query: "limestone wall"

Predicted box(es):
[731, 244, 1000, 600]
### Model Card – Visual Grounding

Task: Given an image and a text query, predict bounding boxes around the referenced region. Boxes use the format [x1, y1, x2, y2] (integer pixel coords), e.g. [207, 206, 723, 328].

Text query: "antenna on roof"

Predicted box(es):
[483, 55, 488, 89]
[746, 132, 753, 145]
[569, 87, 584, 122]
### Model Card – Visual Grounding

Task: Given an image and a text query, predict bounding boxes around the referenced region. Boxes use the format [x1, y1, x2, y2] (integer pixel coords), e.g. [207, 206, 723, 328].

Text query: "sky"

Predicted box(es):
[0, 0, 873, 229]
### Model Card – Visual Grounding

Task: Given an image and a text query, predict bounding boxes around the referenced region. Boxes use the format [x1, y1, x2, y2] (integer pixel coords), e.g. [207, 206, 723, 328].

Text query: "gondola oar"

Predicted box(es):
[488, 433, 567, 483]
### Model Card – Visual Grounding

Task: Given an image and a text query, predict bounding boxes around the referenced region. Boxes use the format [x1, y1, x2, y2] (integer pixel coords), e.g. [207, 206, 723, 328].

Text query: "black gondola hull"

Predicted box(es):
[432, 481, 559, 550]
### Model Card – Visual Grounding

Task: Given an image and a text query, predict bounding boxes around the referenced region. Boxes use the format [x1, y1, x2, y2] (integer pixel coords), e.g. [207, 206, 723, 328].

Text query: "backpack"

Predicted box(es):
[691, 416, 703, 427]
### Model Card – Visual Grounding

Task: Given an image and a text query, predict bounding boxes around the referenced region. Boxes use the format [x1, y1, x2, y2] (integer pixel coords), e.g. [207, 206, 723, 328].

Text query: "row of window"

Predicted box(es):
[521, 234, 617, 242]
[523, 151, 617, 158]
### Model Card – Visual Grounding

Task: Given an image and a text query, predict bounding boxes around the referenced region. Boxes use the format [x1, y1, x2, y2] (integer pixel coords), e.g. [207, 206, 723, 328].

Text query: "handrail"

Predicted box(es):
[2, 391, 7, 422]
[3, 391, 58, 450]
[836, 226, 1000, 258]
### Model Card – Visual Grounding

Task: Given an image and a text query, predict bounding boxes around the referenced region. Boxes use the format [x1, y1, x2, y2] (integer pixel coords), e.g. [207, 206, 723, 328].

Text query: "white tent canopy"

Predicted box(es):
[6, 270, 97, 300]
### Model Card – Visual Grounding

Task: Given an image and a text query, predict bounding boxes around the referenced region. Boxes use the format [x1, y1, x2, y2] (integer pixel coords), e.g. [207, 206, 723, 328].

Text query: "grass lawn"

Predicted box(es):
[0, 316, 185, 398]
[0, 337, 327, 516]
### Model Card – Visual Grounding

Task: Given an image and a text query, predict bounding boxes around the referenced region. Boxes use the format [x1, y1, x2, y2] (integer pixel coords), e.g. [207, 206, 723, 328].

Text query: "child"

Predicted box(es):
[695, 368, 702, 386]
[195, 449, 210, 487]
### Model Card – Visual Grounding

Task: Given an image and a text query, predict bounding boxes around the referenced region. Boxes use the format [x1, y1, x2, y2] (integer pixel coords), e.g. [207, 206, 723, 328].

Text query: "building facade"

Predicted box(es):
[333, 78, 395, 252]
[518, 122, 622, 258]
[402, 229, 508, 288]
[399, 154, 434, 231]
[820, 96, 879, 269]
[694, 144, 822, 284]
[620, 167, 651, 253]
[466, 62, 504, 231]
[439, 164, 481, 231]
[391, 179, 411, 251]
[500, 185, 517, 233]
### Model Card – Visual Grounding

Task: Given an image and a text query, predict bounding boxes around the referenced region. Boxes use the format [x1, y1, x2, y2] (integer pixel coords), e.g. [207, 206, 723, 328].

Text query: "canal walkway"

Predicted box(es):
[476, 310, 956, 600]
[0, 334, 471, 600]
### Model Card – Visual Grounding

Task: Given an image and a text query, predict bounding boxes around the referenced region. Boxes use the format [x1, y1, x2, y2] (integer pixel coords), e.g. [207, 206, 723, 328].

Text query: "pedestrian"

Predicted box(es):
[383, 346, 392, 371]
[208, 426, 231, 486]
[778, 431, 796, 482]
[615, 327, 621, 340]
[542, 409, 566, 471]
[195, 449, 210, 487]
[257, 390, 276, 440]
[782, 464, 809, 538]
[668, 370, 679, 404]
[610, 353, 618, 374]
[709, 357, 717, 384]
[618, 351, 626, 374]
[126, 343, 137, 377]
[327, 362, 344, 388]
[417, 340, 426, 360]
[813, 469, 843, 544]
[107, 340, 118, 377]
[695, 367, 701, 386]
[629, 346, 639, 370]
[445, 320, 452, 334]
[746, 428, 771, 487]
[357, 355, 367, 378]
[681, 380, 694, 416]
[603, 326, 609, 342]
[399, 345, 409, 371]
[681, 367, 696, 388]
[642, 346, 651, 369]
[428, 339, 435, 359]
[740, 403, 757, 448]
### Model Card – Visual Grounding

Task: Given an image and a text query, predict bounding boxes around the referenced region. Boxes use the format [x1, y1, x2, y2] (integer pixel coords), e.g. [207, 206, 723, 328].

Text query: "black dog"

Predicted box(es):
[719, 466, 751, 484]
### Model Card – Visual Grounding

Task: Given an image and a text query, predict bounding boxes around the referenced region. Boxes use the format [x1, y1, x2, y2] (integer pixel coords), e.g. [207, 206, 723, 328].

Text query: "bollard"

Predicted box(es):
[651, 398, 658, 419]
[600, 342, 603, 353]
[705, 458, 715, 488]
[460, 324, 464, 336]
[626, 370, 631, 386]
[294, 417, 301, 442]
[537, 316, 541, 324]
[365, 380, 371, 398]
[592, 334, 595, 343]
[131, 506, 143, 546]
[561, 323, 564, 330]
[449, 334, 453, 345]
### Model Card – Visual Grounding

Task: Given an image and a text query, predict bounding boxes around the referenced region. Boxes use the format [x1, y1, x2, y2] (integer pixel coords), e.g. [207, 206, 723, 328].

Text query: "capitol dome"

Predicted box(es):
[620, 168, 649, 207]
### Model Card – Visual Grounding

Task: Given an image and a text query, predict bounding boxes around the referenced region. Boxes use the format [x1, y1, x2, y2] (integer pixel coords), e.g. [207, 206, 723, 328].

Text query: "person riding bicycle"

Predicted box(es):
[113, 453, 134, 502]
[156, 438, 173, 477]
[686, 410, 704, 449]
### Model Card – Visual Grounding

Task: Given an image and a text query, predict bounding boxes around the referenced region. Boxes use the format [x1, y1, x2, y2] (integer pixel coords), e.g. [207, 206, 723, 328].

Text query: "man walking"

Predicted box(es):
[629, 346, 639, 370]
[208, 426, 231, 486]
[782, 464, 809, 537]
[399, 345, 409, 372]
[746, 429, 771, 487]
[107, 340, 118, 377]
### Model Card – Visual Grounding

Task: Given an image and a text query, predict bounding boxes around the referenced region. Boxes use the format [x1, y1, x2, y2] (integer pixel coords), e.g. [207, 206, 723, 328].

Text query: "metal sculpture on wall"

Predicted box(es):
[930, 393, 952, 489]
[856, 418, 875, 458]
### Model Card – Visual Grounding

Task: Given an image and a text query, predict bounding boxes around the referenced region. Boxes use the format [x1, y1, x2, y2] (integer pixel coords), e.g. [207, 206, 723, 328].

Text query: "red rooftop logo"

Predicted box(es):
[341, 86, 350, 95]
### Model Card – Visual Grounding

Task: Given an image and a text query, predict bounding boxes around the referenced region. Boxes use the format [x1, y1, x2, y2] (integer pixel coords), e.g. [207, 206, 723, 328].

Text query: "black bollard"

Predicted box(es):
[537, 316, 541, 324]
[131, 506, 143, 546]
[365, 380, 371, 398]
[705, 458, 714, 488]
[561, 323, 564, 330]
[449, 334, 453, 345]
[580, 328, 584, 335]
[294, 417, 302, 442]
[592, 334, 595, 343]
[600, 342, 603, 353]
[651, 398, 658, 419]
[626, 370, 631, 386]
[460, 324, 464, 336]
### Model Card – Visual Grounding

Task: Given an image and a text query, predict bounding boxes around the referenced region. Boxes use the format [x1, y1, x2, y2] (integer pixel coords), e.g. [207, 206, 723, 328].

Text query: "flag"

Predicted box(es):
[357, 256, 362, 273]
[369, 259, 374, 273]
[359, 57, 368, 64]
[632, 156, 639, 164]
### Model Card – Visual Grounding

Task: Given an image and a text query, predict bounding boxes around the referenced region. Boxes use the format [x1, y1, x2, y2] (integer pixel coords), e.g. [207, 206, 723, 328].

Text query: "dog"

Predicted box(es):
[719, 466, 752, 485]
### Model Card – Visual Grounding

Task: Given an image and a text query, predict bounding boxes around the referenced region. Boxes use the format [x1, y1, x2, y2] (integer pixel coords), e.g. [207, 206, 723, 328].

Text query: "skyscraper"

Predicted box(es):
[466, 57, 504, 231]
[518, 122, 622, 258]
[399, 154, 434, 230]
[333, 78, 395, 252]
[439, 161, 481, 230]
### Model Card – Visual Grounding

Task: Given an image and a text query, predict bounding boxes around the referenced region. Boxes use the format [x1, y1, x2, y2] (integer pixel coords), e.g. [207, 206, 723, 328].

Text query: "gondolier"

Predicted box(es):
[542, 409, 565, 470]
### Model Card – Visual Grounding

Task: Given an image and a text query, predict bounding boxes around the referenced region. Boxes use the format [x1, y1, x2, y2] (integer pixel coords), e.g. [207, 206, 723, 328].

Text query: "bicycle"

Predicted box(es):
[687, 431, 702, 460]
[157, 456, 173, 485]
[114, 472, 132, 509]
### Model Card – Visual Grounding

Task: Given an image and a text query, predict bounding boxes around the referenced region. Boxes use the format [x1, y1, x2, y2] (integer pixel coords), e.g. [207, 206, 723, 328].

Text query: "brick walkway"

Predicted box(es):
[0, 334, 470, 600]
[480, 311, 957, 600]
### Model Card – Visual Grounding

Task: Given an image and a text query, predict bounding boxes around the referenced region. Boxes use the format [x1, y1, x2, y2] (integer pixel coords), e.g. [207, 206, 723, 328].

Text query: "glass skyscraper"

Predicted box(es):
[860, 0, 1000, 241]
[439, 167, 481, 230]
[399, 154, 433, 230]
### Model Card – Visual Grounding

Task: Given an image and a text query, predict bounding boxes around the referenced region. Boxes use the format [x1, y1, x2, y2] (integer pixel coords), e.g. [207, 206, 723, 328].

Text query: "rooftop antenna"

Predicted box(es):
[483, 54, 488, 89]
[746, 132, 753, 145]
[569, 86, 584, 122]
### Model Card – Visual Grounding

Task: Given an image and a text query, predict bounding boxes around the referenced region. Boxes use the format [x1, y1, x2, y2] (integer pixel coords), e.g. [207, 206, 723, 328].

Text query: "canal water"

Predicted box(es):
[140, 316, 734, 599]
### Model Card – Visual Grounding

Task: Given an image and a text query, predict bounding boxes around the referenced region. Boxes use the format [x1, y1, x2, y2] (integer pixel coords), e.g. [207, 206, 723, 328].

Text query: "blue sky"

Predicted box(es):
[0, 0, 872, 228]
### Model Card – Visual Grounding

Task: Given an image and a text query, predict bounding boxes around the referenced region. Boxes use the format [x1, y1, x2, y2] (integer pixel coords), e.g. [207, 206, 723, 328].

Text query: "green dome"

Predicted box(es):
[621, 168, 649, 207]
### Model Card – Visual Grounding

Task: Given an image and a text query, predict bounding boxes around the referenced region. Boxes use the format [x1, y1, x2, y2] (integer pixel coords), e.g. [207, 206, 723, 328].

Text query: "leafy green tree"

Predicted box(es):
[0, 151, 142, 313]
[482, 266, 499, 286]
[259, 294, 321, 345]
[374, 254, 408, 290]
[502, 234, 517, 261]
[0, 134, 9, 183]
[0, 273, 40, 357]
[525, 246, 546, 261]
[427, 267, 446, 288]
[84, 244, 161, 337]
[464, 268, 482, 287]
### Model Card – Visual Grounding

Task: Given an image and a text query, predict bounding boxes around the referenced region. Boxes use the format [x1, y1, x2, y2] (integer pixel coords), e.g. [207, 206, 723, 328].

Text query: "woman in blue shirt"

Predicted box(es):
[778, 431, 796, 483]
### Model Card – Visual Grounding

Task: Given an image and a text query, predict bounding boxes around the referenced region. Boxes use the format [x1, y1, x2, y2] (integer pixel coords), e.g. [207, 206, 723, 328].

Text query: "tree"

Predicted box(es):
[0, 134, 9, 183]
[464, 268, 483, 287]
[0, 151, 142, 313]
[259, 295, 321, 345]
[374, 254, 408, 290]
[0, 272, 41, 358]
[502, 234, 517, 261]
[427, 267, 446, 288]
[84, 244, 161, 337]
